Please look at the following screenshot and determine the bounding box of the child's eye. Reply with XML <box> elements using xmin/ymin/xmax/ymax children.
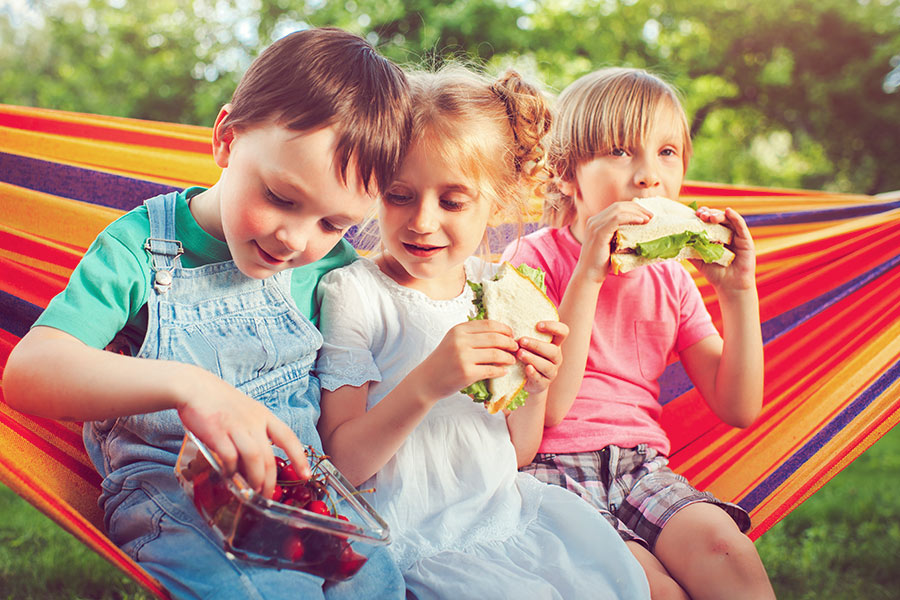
<box><xmin>319</xmin><ymin>219</ymin><xmax>343</xmax><ymax>233</ymax></box>
<box><xmin>265</xmin><ymin>188</ymin><xmax>293</xmax><ymax>207</ymax></box>
<box><xmin>610</xmin><ymin>147</ymin><xmax>628</xmax><ymax>157</ymax></box>
<box><xmin>440</xmin><ymin>198</ymin><xmax>466</xmax><ymax>211</ymax></box>
<box><xmin>660</xmin><ymin>148</ymin><xmax>679</xmax><ymax>157</ymax></box>
<box><xmin>384</xmin><ymin>192</ymin><xmax>413</xmax><ymax>205</ymax></box>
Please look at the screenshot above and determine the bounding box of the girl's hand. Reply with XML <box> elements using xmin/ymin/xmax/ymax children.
<box><xmin>176</xmin><ymin>367</ymin><xmax>311</xmax><ymax>499</ymax></box>
<box><xmin>577</xmin><ymin>200</ymin><xmax>653</xmax><ymax>283</ymax></box>
<box><xmin>692</xmin><ymin>206</ymin><xmax>757</xmax><ymax>293</ymax></box>
<box><xmin>516</xmin><ymin>320</ymin><xmax>570</xmax><ymax>396</ymax></box>
<box><xmin>417</xmin><ymin>319</ymin><xmax>518</xmax><ymax>400</ymax></box>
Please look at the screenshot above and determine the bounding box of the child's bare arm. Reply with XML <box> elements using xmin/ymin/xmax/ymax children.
<box><xmin>682</xmin><ymin>207</ymin><xmax>764</xmax><ymax>427</ymax></box>
<box><xmin>319</xmin><ymin>319</ymin><xmax>518</xmax><ymax>486</ymax></box>
<box><xmin>4</xmin><ymin>326</ymin><xmax>311</xmax><ymax>497</ymax></box>
<box><xmin>505</xmin><ymin>320</ymin><xmax>568</xmax><ymax>466</ymax></box>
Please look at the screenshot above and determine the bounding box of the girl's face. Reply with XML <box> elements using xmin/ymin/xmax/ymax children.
<box><xmin>377</xmin><ymin>138</ymin><xmax>492</xmax><ymax>299</ymax></box>
<box><xmin>564</xmin><ymin>104</ymin><xmax>687</xmax><ymax>242</ymax></box>
<box><xmin>198</xmin><ymin>108</ymin><xmax>373</xmax><ymax>280</ymax></box>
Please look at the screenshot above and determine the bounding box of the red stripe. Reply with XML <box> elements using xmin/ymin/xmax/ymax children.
<box><xmin>0</xmin><ymin>408</ymin><xmax>101</xmax><ymax>487</ymax></box>
<box><xmin>0</xmin><ymin>110</ymin><xmax>209</xmax><ymax>156</ymax></box>
<box><xmin>0</xmin><ymin>256</ymin><xmax>69</xmax><ymax>308</ymax></box>
<box><xmin>0</xmin><ymin>229</ymin><xmax>83</xmax><ymax>271</ymax></box>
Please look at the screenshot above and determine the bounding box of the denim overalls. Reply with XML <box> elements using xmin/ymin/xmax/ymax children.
<box><xmin>83</xmin><ymin>193</ymin><xmax>403</xmax><ymax>600</ymax></box>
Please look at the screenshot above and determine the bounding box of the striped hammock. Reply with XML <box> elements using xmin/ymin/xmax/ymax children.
<box><xmin>2</xmin><ymin>103</ymin><xmax>899</xmax><ymax>598</ymax></box>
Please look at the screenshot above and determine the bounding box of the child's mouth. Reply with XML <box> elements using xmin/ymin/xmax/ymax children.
<box><xmin>403</xmin><ymin>242</ymin><xmax>443</xmax><ymax>257</ymax></box>
<box><xmin>256</xmin><ymin>242</ymin><xmax>287</xmax><ymax>265</ymax></box>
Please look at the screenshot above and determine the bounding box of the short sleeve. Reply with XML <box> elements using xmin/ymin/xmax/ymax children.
<box><xmin>314</xmin><ymin>263</ymin><xmax>382</xmax><ymax>391</ymax></box>
<box><xmin>673</xmin><ymin>266</ymin><xmax>719</xmax><ymax>352</ymax></box>
<box><xmin>33</xmin><ymin>224</ymin><xmax>149</xmax><ymax>349</ymax></box>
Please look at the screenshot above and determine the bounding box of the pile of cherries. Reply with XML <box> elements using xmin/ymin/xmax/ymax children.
<box><xmin>183</xmin><ymin>448</ymin><xmax>369</xmax><ymax>581</ymax></box>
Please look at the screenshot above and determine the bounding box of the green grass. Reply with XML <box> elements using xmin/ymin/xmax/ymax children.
<box><xmin>1</xmin><ymin>425</ymin><xmax>899</xmax><ymax>599</ymax></box>
<box><xmin>756</xmin><ymin>423</ymin><xmax>900</xmax><ymax>599</ymax></box>
<box><xmin>0</xmin><ymin>485</ymin><xmax>152</xmax><ymax>600</ymax></box>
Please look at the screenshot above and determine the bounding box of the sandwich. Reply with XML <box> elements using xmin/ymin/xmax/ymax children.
<box><xmin>610</xmin><ymin>196</ymin><xmax>735</xmax><ymax>275</ymax></box>
<box><xmin>461</xmin><ymin>262</ymin><xmax>559</xmax><ymax>414</ymax></box>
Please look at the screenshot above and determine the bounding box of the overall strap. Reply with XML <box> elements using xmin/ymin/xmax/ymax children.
<box><xmin>143</xmin><ymin>192</ymin><xmax>183</xmax><ymax>295</ymax></box>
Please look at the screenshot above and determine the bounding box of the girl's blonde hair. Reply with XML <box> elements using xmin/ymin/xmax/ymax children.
<box><xmin>405</xmin><ymin>65</ymin><xmax>553</xmax><ymax>229</ymax></box>
<box><xmin>544</xmin><ymin>67</ymin><xmax>693</xmax><ymax>228</ymax></box>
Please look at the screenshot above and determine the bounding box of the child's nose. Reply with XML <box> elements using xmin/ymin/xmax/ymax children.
<box><xmin>409</xmin><ymin>198</ymin><xmax>439</xmax><ymax>232</ymax></box>
<box><xmin>275</xmin><ymin>222</ymin><xmax>309</xmax><ymax>254</ymax></box>
<box><xmin>634</xmin><ymin>159</ymin><xmax>659</xmax><ymax>187</ymax></box>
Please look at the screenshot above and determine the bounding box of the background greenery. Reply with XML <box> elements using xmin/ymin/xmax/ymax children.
<box><xmin>2</xmin><ymin>0</ymin><xmax>899</xmax><ymax>194</ymax></box>
<box><xmin>1</xmin><ymin>0</ymin><xmax>898</xmax><ymax>598</ymax></box>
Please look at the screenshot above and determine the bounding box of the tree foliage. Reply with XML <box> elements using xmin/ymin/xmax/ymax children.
<box><xmin>2</xmin><ymin>0</ymin><xmax>897</xmax><ymax>194</ymax></box>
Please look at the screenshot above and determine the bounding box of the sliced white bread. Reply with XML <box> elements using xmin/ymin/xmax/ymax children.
<box><xmin>480</xmin><ymin>262</ymin><xmax>559</xmax><ymax>413</ymax></box>
<box><xmin>611</xmin><ymin>196</ymin><xmax>735</xmax><ymax>274</ymax></box>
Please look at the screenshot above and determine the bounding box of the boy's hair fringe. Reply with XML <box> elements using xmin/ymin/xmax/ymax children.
<box><xmin>220</xmin><ymin>27</ymin><xmax>412</xmax><ymax>195</ymax></box>
<box><xmin>543</xmin><ymin>67</ymin><xmax>693</xmax><ymax>228</ymax></box>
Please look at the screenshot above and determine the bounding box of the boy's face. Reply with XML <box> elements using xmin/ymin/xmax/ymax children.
<box><xmin>564</xmin><ymin>104</ymin><xmax>687</xmax><ymax>225</ymax></box>
<box><xmin>210</xmin><ymin>111</ymin><xmax>373</xmax><ymax>279</ymax></box>
<box><xmin>377</xmin><ymin>138</ymin><xmax>491</xmax><ymax>297</ymax></box>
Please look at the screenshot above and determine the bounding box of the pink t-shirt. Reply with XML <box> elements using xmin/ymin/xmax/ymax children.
<box><xmin>502</xmin><ymin>226</ymin><xmax>718</xmax><ymax>455</ymax></box>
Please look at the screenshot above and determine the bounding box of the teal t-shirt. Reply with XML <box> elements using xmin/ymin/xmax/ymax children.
<box><xmin>35</xmin><ymin>187</ymin><xmax>358</xmax><ymax>349</ymax></box>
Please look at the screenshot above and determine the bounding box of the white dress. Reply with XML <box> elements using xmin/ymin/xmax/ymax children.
<box><xmin>316</xmin><ymin>257</ymin><xmax>650</xmax><ymax>600</ymax></box>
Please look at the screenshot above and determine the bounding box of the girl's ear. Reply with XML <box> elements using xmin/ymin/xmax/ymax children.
<box><xmin>211</xmin><ymin>104</ymin><xmax>235</xmax><ymax>169</ymax></box>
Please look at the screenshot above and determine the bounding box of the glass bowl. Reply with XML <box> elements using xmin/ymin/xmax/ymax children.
<box><xmin>174</xmin><ymin>431</ymin><xmax>390</xmax><ymax>581</ymax></box>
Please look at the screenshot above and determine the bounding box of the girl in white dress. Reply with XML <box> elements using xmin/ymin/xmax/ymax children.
<box><xmin>314</xmin><ymin>66</ymin><xmax>650</xmax><ymax>600</ymax></box>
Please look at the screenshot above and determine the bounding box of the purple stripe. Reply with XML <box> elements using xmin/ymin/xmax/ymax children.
<box><xmin>738</xmin><ymin>358</ymin><xmax>900</xmax><ymax>511</ymax></box>
<box><xmin>0</xmin><ymin>289</ymin><xmax>41</xmax><ymax>338</ymax></box>
<box><xmin>744</xmin><ymin>199</ymin><xmax>900</xmax><ymax>227</ymax></box>
<box><xmin>0</xmin><ymin>152</ymin><xmax>177</xmax><ymax>211</ymax></box>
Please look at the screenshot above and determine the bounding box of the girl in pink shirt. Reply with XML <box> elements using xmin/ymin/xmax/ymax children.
<box><xmin>502</xmin><ymin>67</ymin><xmax>775</xmax><ymax>600</ymax></box>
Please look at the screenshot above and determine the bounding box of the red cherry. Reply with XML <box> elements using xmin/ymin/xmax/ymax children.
<box><xmin>305</xmin><ymin>500</ymin><xmax>330</xmax><ymax>516</ymax></box>
<box><xmin>337</xmin><ymin>514</ymin><xmax>349</xmax><ymax>522</ymax></box>
<box><xmin>282</xmin><ymin>534</ymin><xmax>305</xmax><ymax>562</ymax></box>
<box><xmin>275</xmin><ymin>456</ymin><xmax>287</xmax><ymax>471</ymax></box>
<box><xmin>290</xmin><ymin>485</ymin><xmax>313</xmax><ymax>506</ymax></box>
<box><xmin>280</xmin><ymin>462</ymin><xmax>300</xmax><ymax>482</ymax></box>
<box><xmin>270</xmin><ymin>485</ymin><xmax>285</xmax><ymax>503</ymax></box>
<box><xmin>336</xmin><ymin>544</ymin><xmax>367</xmax><ymax>578</ymax></box>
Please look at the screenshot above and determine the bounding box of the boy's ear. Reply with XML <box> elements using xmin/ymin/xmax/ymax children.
<box><xmin>557</xmin><ymin>177</ymin><xmax>578</xmax><ymax>199</ymax></box>
<box><xmin>211</xmin><ymin>104</ymin><xmax>235</xmax><ymax>169</ymax></box>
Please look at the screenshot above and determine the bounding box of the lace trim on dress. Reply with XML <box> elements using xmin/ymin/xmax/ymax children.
<box><xmin>316</xmin><ymin>343</ymin><xmax>381</xmax><ymax>391</ymax></box>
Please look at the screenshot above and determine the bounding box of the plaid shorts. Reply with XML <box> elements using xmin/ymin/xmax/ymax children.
<box><xmin>522</xmin><ymin>444</ymin><xmax>751</xmax><ymax>550</ymax></box>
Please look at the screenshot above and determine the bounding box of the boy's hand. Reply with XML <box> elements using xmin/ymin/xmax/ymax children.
<box><xmin>417</xmin><ymin>319</ymin><xmax>518</xmax><ymax>400</ymax></box>
<box><xmin>516</xmin><ymin>320</ymin><xmax>569</xmax><ymax>396</ymax></box>
<box><xmin>176</xmin><ymin>367</ymin><xmax>311</xmax><ymax>499</ymax></box>
<box><xmin>692</xmin><ymin>206</ymin><xmax>757</xmax><ymax>292</ymax></box>
<box><xmin>578</xmin><ymin>200</ymin><xmax>653</xmax><ymax>283</ymax></box>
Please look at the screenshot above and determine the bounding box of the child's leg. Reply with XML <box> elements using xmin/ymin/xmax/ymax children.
<box><xmin>626</xmin><ymin>541</ymin><xmax>690</xmax><ymax>600</ymax></box>
<box><xmin>653</xmin><ymin>502</ymin><xmax>775</xmax><ymax>600</ymax></box>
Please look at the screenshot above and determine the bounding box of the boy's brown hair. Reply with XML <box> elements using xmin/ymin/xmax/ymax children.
<box><xmin>544</xmin><ymin>67</ymin><xmax>692</xmax><ymax>228</ymax></box>
<box><xmin>221</xmin><ymin>27</ymin><xmax>412</xmax><ymax>195</ymax></box>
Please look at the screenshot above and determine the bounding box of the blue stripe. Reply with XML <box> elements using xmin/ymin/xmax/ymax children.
<box><xmin>659</xmin><ymin>251</ymin><xmax>900</xmax><ymax>405</ymax></box>
<box><xmin>738</xmin><ymin>357</ymin><xmax>900</xmax><ymax>511</ymax></box>
<box><xmin>744</xmin><ymin>199</ymin><xmax>900</xmax><ymax>227</ymax></box>
<box><xmin>0</xmin><ymin>289</ymin><xmax>42</xmax><ymax>338</ymax></box>
<box><xmin>0</xmin><ymin>152</ymin><xmax>178</xmax><ymax>211</ymax></box>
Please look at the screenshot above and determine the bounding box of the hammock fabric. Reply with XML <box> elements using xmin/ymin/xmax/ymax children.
<box><xmin>2</xmin><ymin>103</ymin><xmax>899</xmax><ymax>597</ymax></box>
